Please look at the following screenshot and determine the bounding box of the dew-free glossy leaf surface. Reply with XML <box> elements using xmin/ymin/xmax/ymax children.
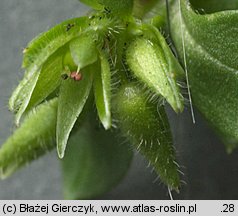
<box><xmin>62</xmin><ymin>114</ymin><xmax>133</xmax><ymax>199</ymax></box>
<box><xmin>170</xmin><ymin>0</ymin><xmax>238</xmax><ymax>152</ymax></box>
<box><xmin>57</xmin><ymin>68</ymin><xmax>93</xmax><ymax>158</ymax></box>
<box><xmin>93</xmin><ymin>52</ymin><xmax>111</xmax><ymax>129</ymax></box>
<box><xmin>0</xmin><ymin>99</ymin><xmax>58</xmax><ymax>179</ymax></box>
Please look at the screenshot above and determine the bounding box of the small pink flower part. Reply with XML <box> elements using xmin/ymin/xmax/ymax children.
<box><xmin>70</xmin><ymin>71</ymin><xmax>82</xmax><ymax>81</ymax></box>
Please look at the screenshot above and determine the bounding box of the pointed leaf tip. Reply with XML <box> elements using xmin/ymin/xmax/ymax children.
<box><xmin>114</xmin><ymin>83</ymin><xmax>181</xmax><ymax>190</ymax></box>
<box><xmin>0</xmin><ymin>99</ymin><xmax>58</xmax><ymax>178</ymax></box>
<box><xmin>56</xmin><ymin>68</ymin><xmax>93</xmax><ymax>158</ymax></box>
<box><xmin>94</xmin><ymin>52</ymin><xmax>112</xmax><ymax>130</ymax></box>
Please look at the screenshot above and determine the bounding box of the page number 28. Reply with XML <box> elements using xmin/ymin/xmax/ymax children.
<box><xmin>222</xmin><ymin>204</ymin><xmax>235</xmax><ymax>213</ymax></box>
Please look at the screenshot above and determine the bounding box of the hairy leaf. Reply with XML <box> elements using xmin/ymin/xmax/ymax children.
<box><xmin>0</xmin><ymin>99</ymin><xmax>58</xmax><ymax>179</ymax></box>
<box><xmin>170</xmin><ymin>0</ymin><xmax>238</xmax><ymax>152</ymax></box>
<box><xmin>189</xmin><ymin>0</ymin><xmax>238</xmax><ymax>14</ymax></box>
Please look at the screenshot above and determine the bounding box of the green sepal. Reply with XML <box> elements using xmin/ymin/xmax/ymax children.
<box><xmin>63</xmin><ymin>49</ymin><xmax>78</xmax><ymax>72</ymax></box>
<box><xmin>57</xmin><ymin>67</ymin><xmax>93</xmax><ymax>158</ymax></box>
<box><xmin>25</xmin><ymin>48</ymin><xmax>64</xmax><ymax>113</ymax></box>
<box><xmin>69</xmin><ymin>35</ymin><xmax>98</xmax><ymax>70</ymax></box>
<box><xmin>93</xmin><ymin>51</ymin><xmax>111</xmax><ymax>129</ymax></box>
<box><xmin>126</xmin><ymin>35</ymin><xmax>184</xmax><ymax>113</ymax></box>
<box><xmin>9</xmin><ymin>74</ymin><xmax>38</xmax><ymax>114</ymax></box>
<box><xmin>10</xmin><ymin>17</ymin><xmax>91</xmax><ymax>120</ymax></box>
<box><xmin>114</xmin><ymin>82</ymin><xmax>180</xmax><ymax>190</ymax></box>
<box><xmin>15</xmin><ymin>72</ymin><xmax>40</xmax><ymax>126</ymax></box>
<box><xmin>22</xmin><ymin>17</ymin><xmax>90</xmax><ymax>71</ymax></box>
<box><xmin>0</xmin><ymin>99</ymin><xmax>58</xmax><ymax>179</ymax></box>
<box><xmin>62</xmin><ymin>113</ymin><xmax>133</xmax><ymax>199</ymax></box>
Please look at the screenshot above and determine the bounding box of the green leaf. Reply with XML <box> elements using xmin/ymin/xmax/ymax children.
<box><xmin>62</xmin><ymin>114</ymin><xmax>133</xmax><ymax>199</ymax></box>
<box><xmin>93</xmin><ymin>52</ymin><xmax>111</xmax><ymax>129</ymax></box>
<box><xmin>57</xmin><ymin>67</ymin><xmax>93</xmax><ymax>158</ymax></box>
<box><xmin>126</xmin><ymin>34</ymin><xmax>184</xmax><ymax>113</ymax></box>
<box><xmin>69</xmin><ymin>35</ymin><xmax>98</xmax><ymax>70</ymax></box>
<box><xmin>25</xmin><ymin>48</ymin><xmax>64</xmax><ymax>112</ymax></box>
<box><xmin>189</xmin><ymin>0</ymin><xmax>238</xmax><ymax>14</ymax></box>
<box><xmin>0</xmin><ymin>99</ymin><xmax>58</xmax><ymax>179</ymax></box>
<box><xmin>170</xmin><ymin>0</ymin><xmax>238</xmax><ymax>152</ymax></box>
<box><xmin>114</xmin><ymin>82</ymin><xmax>180</xmax><ymax>190</ymax></box>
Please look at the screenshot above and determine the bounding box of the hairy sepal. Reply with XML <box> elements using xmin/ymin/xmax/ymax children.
<box><xmin>9</xmin><ymin>17</ymin><xmax>91</xmax><ymax>121</ymax></box>
<box><xmin>25</xmin><ymin>48</ymin><xmax>64</xmax><ymax>113</ymax></box>
<box><xmin>114</xmin><ymin>83</ymin><xmax>180</xmax><ymax>190</ymax></box>
<box><xmin>0</xmin><ymin>99</ymin><xmax>58</xmax><ymax>179</ymax></box>
<box><xmin>126</xmin><ymin>35</ymin><xmax>184</xmax><ymax>113</ymax></box>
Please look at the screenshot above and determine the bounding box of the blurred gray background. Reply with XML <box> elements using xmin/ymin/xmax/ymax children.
<box><xmin>1</xmin><ymin>0</ymin><xmax>238</xmax><ymax>200</ymax></box>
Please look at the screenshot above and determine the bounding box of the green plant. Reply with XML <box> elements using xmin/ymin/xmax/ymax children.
<box><xmin>1</xmin><ymin>0</ymin><xmax>238</xmax><ymax>199</ymax></box>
